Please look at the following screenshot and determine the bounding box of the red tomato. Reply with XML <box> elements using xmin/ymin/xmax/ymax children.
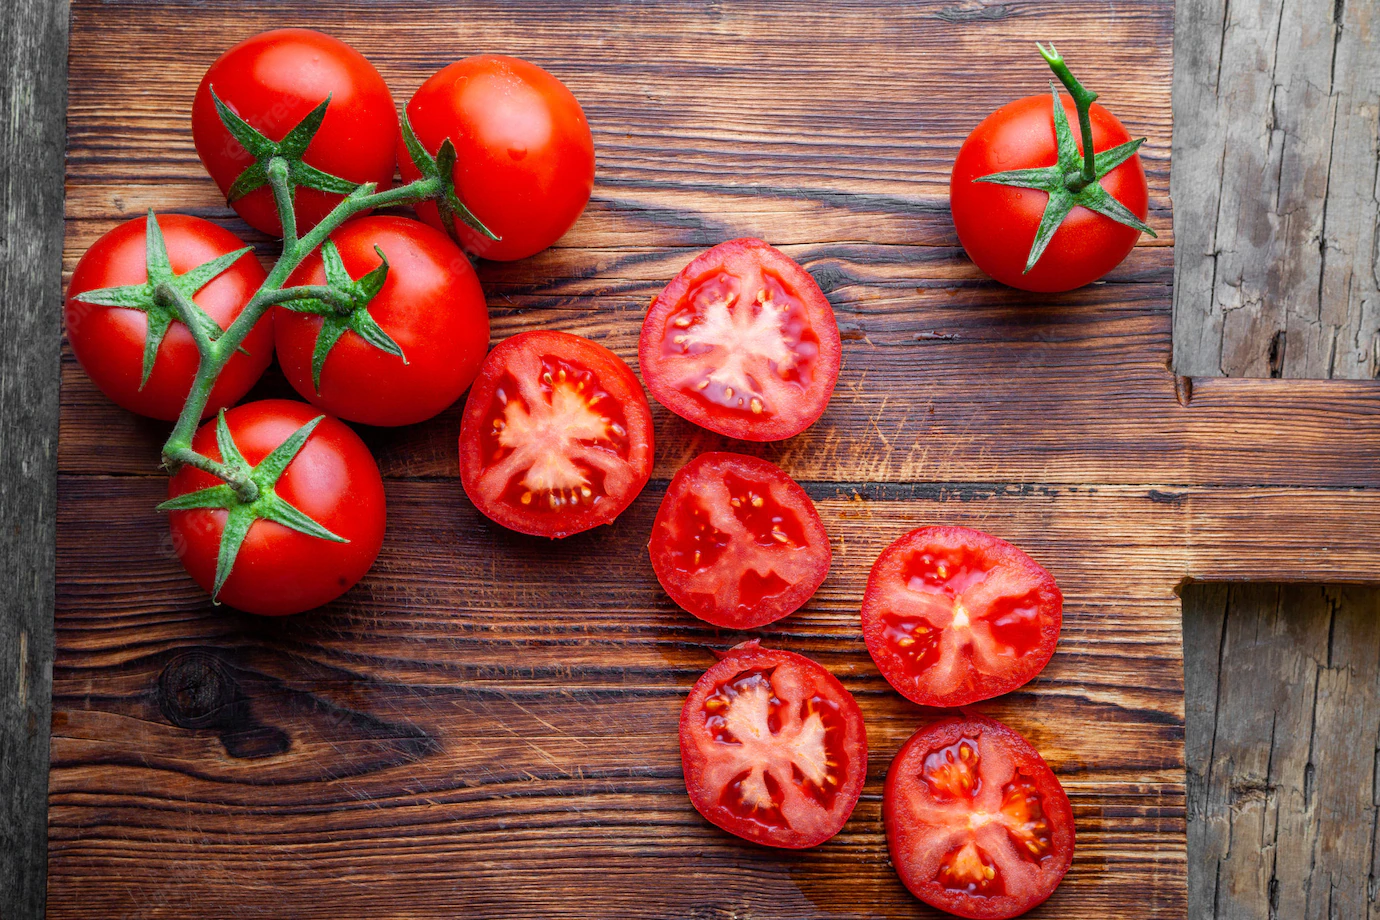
<box><xmin>65</xmin><ymin>214</ymin><xmax>271</xmax><ymax>421</ymax></box>
<box><xmin>275</xmin><ymin>216</ymin><xmax>489</xmax><ymax>427</ymax></box>
<box><xmin>950</xmin><ymin>94</ymin><xmax>1149</xmax><ymax>292</ymax></box>
<box><xmin>639</xmin><ymin>239</ymin><xmax>841</xmax><ymax>442</ymax></box>
<box><xmin>861</xmin><ymin>527</ymin><xmax>1062</xmax><ymax>708</ymax></box>
<box><xmin>399</xmin><ymin>55</ymin><xmax>595</xmax><ymax>261</ymax></box>
<box><xmin>166</xmin><ymin>399</ymin><xmax>386</xmax><ymax>616</ymax></box>
<box><xmin>192</xmin><ymin>29</ymin><xmax>398</xmax><ymax>237</ymax></box>
<box><xmin>649</xmin><ymin>452</ymin><xmax>830</xmax><ymax>629</ymax></box>
<box><xmin>884</xmin><ymin>715</ymin><xmax>1074</xmax><ymax>918</ymax></box>
<box><xmin>458</xmin><ymin>330</ymin><xmax>653</xmax><ymax>538</ymax></box>
<box><xmin>679</xmin><ymin>640</ymin><xmax>867</xmax><ymax>849</ymax></box>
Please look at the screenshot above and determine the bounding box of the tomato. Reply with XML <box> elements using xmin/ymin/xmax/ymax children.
<box><xmin>274</xmin><ymin>216</ymin><xmax>489</xmax><ymax>427</ymax></box>
<box><xmin>950</xmin><ymin>93</ymin><xmax>1149</xmax><ymax>292</ymax></box>
<box><xmin>165</xmin><ymin>399</ymin><xmax>386</xmax><ymax>616</ymax></box>
<box><xmin>65</xmin><ymin>214</ymin><xmax>271</xmax><ymax>421</ymax></box>
<box><xmin>399</xmin><ymin>55</ymin><xmax>595</xmax><ymax>261</ymax></box>
<box><xmin>884</xmin><ymin>715</ymin><xmax>1074</xmax><ymax>918</ymax></box>
<box><xmin>639</xmin><ymin>239</ymin><xmax>841</xmax><ymax>442</ymax></box>
<box><xmin>649</xmin><ymin>452</ymin><xmax>830</xmax><ymax>629</ymax></box>
<box><xmin>192</xmin><ymin>29</ymin><xmax>398</xmax><ymax>237</ymax></box>
<box><xmin>679</xmin><ymin>640</ymin><xmax>867</xmax><ymax>849</ymax></box>
<box><xmin>861</xmin><ymin>527</ymin><xmax>1062</xmax><ymax>708</ymax></box>
<box><xmin>458</xmin><ymin>330</ymin><xmax>653</xmax><ymax>538</ymax></box>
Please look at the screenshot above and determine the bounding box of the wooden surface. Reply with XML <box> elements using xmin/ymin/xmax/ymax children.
<box><xmin>1171</xmin><ymin>0</ymin><xmax>1380</xmax><ymax>378</ymax></box>
<box><xmin>41</xmin><ymin>2</ymin><xmax>1380</xmax><ymax>919</ymax></box>
<box><xmin>0</xmin><ymin>1</ymin><xmax>67</xmax><ymax>920</ymax></box>
<box><xmin>1183</xmin><ymin>585</ymin><xmax>1380</xmax><ymax>920</ymax></box>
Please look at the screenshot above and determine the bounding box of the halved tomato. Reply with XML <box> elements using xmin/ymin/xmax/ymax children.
<box><xmin>884</xmin><ymin>715</ymin><xmax>1074</xmax><ymax>918</ymax></box>
<box><xmin>639</xmin><ymin>239</ymin><xmax>841</xmax><ymax>442</ymax></box>
<box><xmin>679</xmin><ymin>640</ymin><xmax>867</xmax><ymax>849</ymax></box>
<box><xmin>458</xmin><ymin>330</ymin><xmax>654</xmax><ymax>538</ymax></box>
<box><xmin>649</xmin><ymin>452</ymin><xmax>830</xmax><ymax>629</ymax></box>
<box><xmin>861</xmin><ymin>526</ymin><xmax>1062</xmax><ymax>708</ymax></box>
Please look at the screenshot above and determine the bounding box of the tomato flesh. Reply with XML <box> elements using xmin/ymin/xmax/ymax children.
<box><xmin>640</xmin><ymin>239</ymin><xmax>841</xmax><ymax>442</ymax></box>
<box><xmin>885</xmin><ymin>715</ymin><xmax>1074</xmax><ymax>919</ymax></box>
<box><xmin>680</xmin><ymin>640</ymin><xmax>867</xmax><ymax>849</ymax></box>
<box><xmin>459</xmin><ymin>330</ymin><xmax>653</xmax><ymax>538</ymax></box>
<box><xmin>862</xmin><ymin>526</ymin><xmax>1062</xmax><ymax>708</ymax></box>
<box><xmin>650</xmin><ymin>452</ymin><xmax>830</xmax><ymax>629</ymax></box>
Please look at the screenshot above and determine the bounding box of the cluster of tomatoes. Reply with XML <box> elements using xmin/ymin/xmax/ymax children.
<box><xmin>65</xmin><ymin>28</ymin><xmax>1154</xmax><ymax>920</ymax></box>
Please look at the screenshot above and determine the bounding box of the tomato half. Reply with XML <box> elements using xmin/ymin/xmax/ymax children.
<box><xmin>399</xmin><ymin>55</ymin><xmax>595</xmax><ymax>261</ymax></box>
<box><xmin>861</xmin><ymin>527</ymin><xmax>1062</xmax><ymax>708</ymax></box>
<box><xmin>884</xmin><ymin>715</ymin><xmax>1074</xmax><ymax>918</ymax></box>
<box><xmin>275</xmin><ymin>215</ymin><xmax>490</xmax><ymax>427</ymax></box>
<box><xmin>192</xmin><ymin>29</ymin><xmax>398</xmax><ymax>237</ymax></box>
<box><xmin>458</xmin><ymin>330</ymin><xmax>653</xmax><ymax>538</ymax></box>
<box><xmin>950</xmin><ymin>94</ymin><xmax>1149</xmax><ymax>292</ymax></box>
<box><xmin>649</xmin><ymin>452</ymin><xmax>830</xmax><ymax>629</ymax></box>
<box><xmin>166</xmin><ymin>399</ymin><xmax>386</xmax><ymax>616</ymax></box>
<box><xmin>639</xmin><ymin>239</ymin><xmax>841</xmax><ymax>442</ymax></box>
<box><xmin>680</xmin><ymin>640</ymin><xmax>867</xmax><ymax>849</ymax></box>
<box><xmin>65</xmin><ymin>214</ymin><xmax>271</xmax><ymax>421</ymax></box>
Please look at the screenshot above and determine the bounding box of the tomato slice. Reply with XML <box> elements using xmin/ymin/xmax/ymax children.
<box><xmin>679</xmin><ymin>640</ymin><xmax>867</xmax><ymax>849</ymax></box>
<box><xmin>458</xmin><ymin>330</ymin><xmax>654</xmax><ymax>538</ymax></box>
<box><xmin>884</xmin><ymin>715</ymin><xmax>1074</xmax><ymax>919</ymax></box>
<box><xmin>649</xmin><ymin>452</ymin><xmax>830</xmax><ymax>629</ymax></box>
<box><xmin>861</xmin><ymin>527</ymin><xmax>1062</xmax><ymax>707</ymax></box>
<box><xmin>639</xmin><ymin>238</ymin><xmax>841</xmax><ymax>442</ymax></box>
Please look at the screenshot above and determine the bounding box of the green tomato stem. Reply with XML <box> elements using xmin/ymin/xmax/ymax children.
<box><xmin>1037</xmin><ymin>43</ymin><xmax>1099</xmax><ymax>192</ymax></box>
<box><xmin>164</xmin><ymin>444</ymin><xmax>259</xmax><ymax>502</ymax></box>
<box><xmin>267</xmin><ymin>156</ymin><xmax>298</xmax><ymax>251</ymax></box>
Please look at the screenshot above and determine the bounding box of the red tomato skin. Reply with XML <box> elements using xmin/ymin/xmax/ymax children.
<box><xmin>192</xmin><ymin>29</ymin><xmax>398</xmax><ymax>237</ymax></box>
<box><xmin>398</xmin><ymin>55</ymin><xmax>595</xmax><ymax>261</ymax></box>
<box><xmin>950</xmin><ymin>94</ymin><xmax>1149</xmax><ymax>292</ymax></box>
<box><xmin>65</xmin><ymin>215</ymin><xmax>272</xmax><ymax>421</ymax></box>
<box><xmin>275</xmin><ymin>216</ymin><xmax>490</xmax><ymax>427</ymax></box>
<box><xmin>679</xmin><ymin>641</ymin><xmax>868</xmax><ymax>849</ymax></box>
<box><xmin>884</xmin><ymin>715</ymin><xmax>1075</xmax><ymax>919</ymax></box>
<box><xmin>639</xmin><ymin>238</ymin><xmax>842</xmax><ymax>442</ymax></box>
<box><xmin>861</xmin><ymin>526</ymin><xmax>1063</xmax><ymax>708</ymax></box>
<box><xmin>166</xmin><ymin>399</ymin><xmax>386</xmax><ymax>616</ymax></box>
<box><xmin>649</xmin><ymin>452</ymin><xmax>831</xmax><ymax>629</ymax></box>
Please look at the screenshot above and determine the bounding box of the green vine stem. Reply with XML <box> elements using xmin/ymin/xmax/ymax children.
<box><xmin>1036</xmin><ymin>42</ymin><xmax>1099</xmax><ymax>192</ymax></box>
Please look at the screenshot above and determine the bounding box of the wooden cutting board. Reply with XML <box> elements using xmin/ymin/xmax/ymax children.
<box><xmin>50</xmin><ymin>1</ymin><xmax>1380</xmax><ymax>917</ymax></box>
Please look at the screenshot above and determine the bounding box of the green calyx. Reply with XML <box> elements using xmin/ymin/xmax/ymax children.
<box><xmin>974</xmin><ymin>42</ymin><xmax>1157</xmax><ymax>274</ymax></box>
<box><xmin>157</xmin><ymin>411</ymin><xmax>347</xmax><ymax>602</ymax></box>
<box><xmin>73</xmin><ymin>210</ymin><xmax>249</xmax><ymax>386</ymax></box>
<box><xmin>279</xmin><ymin>239</ymin><xmax>405</xmax><ymax>392</ymax></box>
<box><xmin>399</xmin><ymin>111</ymin><xmax>500</xmax><ymax>245</ymax></box>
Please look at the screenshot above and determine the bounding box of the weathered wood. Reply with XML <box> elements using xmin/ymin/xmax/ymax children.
<box><xmin>0</xmin><ymin>1</ymin><xmax>67</xmax><ymax>920</ymax></box>
<box><xmin>1171</xmin><ymin>0</ymin><xmax>1380</xmax><ymax>378</ymax></box>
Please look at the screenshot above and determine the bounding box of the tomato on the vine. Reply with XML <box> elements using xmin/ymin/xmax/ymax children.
<box><xmin>649</xmin><ymin>452</ymin><xmax>830</xmax><ymax>629</ymax></box>
<box><xmin>861</xmin><ymin>526</ymin><xmax>1062</xmax><ymax>708</ymax></box>
<box><xmin>639</xmin><ymin>239</ymin><xmax>841</xmax><ymax>442</ymax></box>
<box><xmin>884</xmin><ymin>715</ymin><xmax>1075</xmax><ymax>919</ymax></box>
<box><xmin>274</xmin><ymin>215</ymin><xmax>489</xmax><ymax>427</ymax></box>
<box><xmin>679</xmin><ymin>640</ymin><xmax>867</xmax><ymax>849</ymax></box>
<box><xmin>458</xmin><ymin>330</ymin><xmax>653</xmax><ymax>538</ymax></box>
<box><xmin>192</xmin><ymin>29</ymin><xmax>399</xmax><ymax>237</ymax></box>
<box><xmin>65</xmin><ymin>213</ymin><xmax>271</xmax><ymax>421</ymax></box>
<box><xmin>165</xmin><ymin>399</ymin><xmax>386</xmax><ymax>616</ymax></box>
<box><xmin>399</xmin><ymin>55</ymin><xmax>595</xmax><ymax>261</ymax></box>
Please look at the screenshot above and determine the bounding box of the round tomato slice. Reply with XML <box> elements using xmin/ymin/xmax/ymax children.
<box><xmin>861</xmin><ymin>527</ymin><xmax>1062</xmax><ymax>708</ymax></box>
<box><xmin>639</xmin><ymin>239</ymin><xmax>841</xmax><ymax>442</ymax></box>
<box><xmin>884</xmin><ymin>715</ymin><xmax>1074</xmax><ymax>918</ymax></box>
<box><xmin>458</xmin><ymin>330</ymin><xmax>654</xmax><ymax>538</ymax></box>
<box><xmin>679</xmin><ymin>640</ymin><xmax>867</xmax><ymax>849</ymax></box>
<box><xmin>649</xmin><ymin>452</ymin><xmax>830</xmax><ymax>629</ymax></box>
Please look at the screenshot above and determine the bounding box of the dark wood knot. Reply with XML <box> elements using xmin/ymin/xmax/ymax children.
<box><xmin>157</xmin><ymin>650</ymin><xmax>237</xmax><ymax>729</ymax></box>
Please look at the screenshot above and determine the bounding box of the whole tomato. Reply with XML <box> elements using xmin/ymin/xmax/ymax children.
<box><xmin>399</xmin><ymin>55</ymin><xmax>595</xmax><ymax>261</ymax></box>
<box><xmin>192</xmin><ymin>29</ymin><xmax>398</xmax><ymax>237</ymax></box>
<box><xmin>275</xmin><ymin>216</ymin><xmax>490</xmax><ymax>427</ymax></box>
<box><xmin>65</xmin><ymin>213</ymin><xmax>271</xmax><ymax>421</ymax></box>
<box><xmin>165</xmin><ymin>399</ymin><xmax>386</xmax><ymax>616</ymax></box>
